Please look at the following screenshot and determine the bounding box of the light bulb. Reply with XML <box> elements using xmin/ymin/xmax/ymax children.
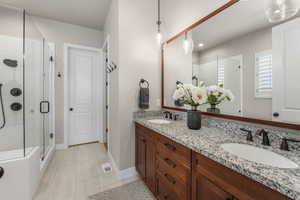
<box><xmin>157</xmin><ymin>31</ymin><xmax>162</xmax><ymax>44</ymax></box>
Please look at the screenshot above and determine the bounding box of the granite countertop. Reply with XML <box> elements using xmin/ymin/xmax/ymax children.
<box><xmin>134</xmin><ymin>116</ymin><xmax>300</xmax><ymax>200</ymax></box>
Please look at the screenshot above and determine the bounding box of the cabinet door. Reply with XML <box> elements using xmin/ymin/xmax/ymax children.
<box><xmin>136</xmin><ymin>134</ymin><xmax>147</xmax><ymax>180</ymax></box>
<box><xmin>193</xmin><ymin>172</ymin><xmax>233</xmax><ymax>200</ymax></box>
<box><xmin>146</xmin><ymin>138</ymin><xmax>156</xmax><ymax>194</ymax></box>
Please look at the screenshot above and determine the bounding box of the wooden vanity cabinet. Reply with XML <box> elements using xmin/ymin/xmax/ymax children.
<box><xmin>135</xmin><ymin>123</ymin><xmax>291</xmax><ymax>200</ymax></box>
<box><xmin>192</xmin><ymin>152</ymin><xmax>291</xmax><ymax>200</ymax></box>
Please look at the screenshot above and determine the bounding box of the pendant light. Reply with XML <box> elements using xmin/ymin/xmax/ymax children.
<box><xmin>266</xmin><ymin>0</ymin><xmax>299</xmax><ymax>23</ymax></box>
<box><xmin>183</xmin><ymin>32</ymin><xmax>194</xmax><ymax>55</ymax></box>
<box><xmin>156</xmin><ymin>0</ymin><xmax>162</xmax><ymax>44</ymax></box>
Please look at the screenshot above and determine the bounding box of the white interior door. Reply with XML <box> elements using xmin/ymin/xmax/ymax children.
<box><xmin>272</xmin><ymin>17</ymin><xmax>300</xmax><ymax>124</ymax></box>
<box><xmin>68</xmin><ymin>47</ymin><xmax>101</xmax><ymax>146</ymax></box>
<box><xmin>219</xmin><ymin>56</ymin><xmax>242</xmax><ymax>116</ymax></box>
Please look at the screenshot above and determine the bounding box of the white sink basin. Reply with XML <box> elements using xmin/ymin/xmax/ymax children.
<box><xmin>221</xmin><ymin>143</ymin><xmax>298</xmax><ymax>169</ymax></box>
<box><xmin>147</xmin><ymin>119</ymin><xmax>171</xmax><ymax>124</ymax></box>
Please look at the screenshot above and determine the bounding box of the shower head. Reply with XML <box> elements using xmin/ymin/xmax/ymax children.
<box><xmin>3</xmin><ymin>59</ymin><xmax>18</xmax><ymax>68</ymax></box>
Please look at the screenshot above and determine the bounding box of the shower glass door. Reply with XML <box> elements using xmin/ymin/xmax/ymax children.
<box><xmin>41</xmin><ymin>41</ymin><xmax>52</xmax><ymax>159</ymax></box>
<box><xmin>24</xmin><ymin>11</ymin><xmax>44</xmax><ymax>157</ymax></box>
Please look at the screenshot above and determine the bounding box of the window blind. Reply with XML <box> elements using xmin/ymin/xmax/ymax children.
<box><xmin>255</xmin><ymin>51</ymin><xmax>272</xmax><ymax>98</ymax></box>
<box><xmin>217</xmin><ymin>64</ymin><xmax>225</xmax><ymax>85</ymax></box>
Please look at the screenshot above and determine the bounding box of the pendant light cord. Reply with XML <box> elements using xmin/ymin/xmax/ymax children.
<box><xmin>157</xmin><ymin>0</ymin><xmax>161</xmax><ymax>30</ymax></box>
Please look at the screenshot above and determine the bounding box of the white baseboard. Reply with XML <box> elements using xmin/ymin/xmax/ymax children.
<box><xmin>55</xmin><ymin>144</ymin><xmax>68</xmax><ymax>150</ymax></box>
<box><xmin>118</xmin><ymin>167</ymin><xmax>138</xmax><ymax>180</ymax></box>
<box><xmin>107</xmin><ymin>151</ymin><xmax>138</xmax><ymax>180</ymax></box>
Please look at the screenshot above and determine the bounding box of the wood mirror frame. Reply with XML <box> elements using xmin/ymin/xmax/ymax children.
<box><xmin>161</xmin><ymin>0</ymin><xmax>300</xmax><ymax>131</ymax></box>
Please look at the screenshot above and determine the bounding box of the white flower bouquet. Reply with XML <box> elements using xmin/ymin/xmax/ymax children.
<box><xmin>206</xmin><ymin>84</ymin><xmax>234</xmax><ymax>105</ymax></box>
<box><xmin>173</xmin><ymin>83</ymin><xmax>234</xmax><ymax>112</ymax></box>
<box><xmin>172</xmin><ymin>83</ymin><xmax>208</xmax><ymax>110</ymax></box>
<box><xmin>206</xmin><ymin>84</ymin><xmax>234</xmax><ymax>113</ymax></box>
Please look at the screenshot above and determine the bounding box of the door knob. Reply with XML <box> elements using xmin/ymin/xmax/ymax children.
<box><xmin>69</xmin><ymin>108</ymin><xmax>74</xmax><ymax>111</ymax></box>
<box><xmin>273</xmin><ymin>112</ymin><xmax>279</xmax><ymax>117</ymax></box>
<box><xmin>0</xmin><ymin>167</ymin><xmax>4</xmax><ymax>179</ymax></box>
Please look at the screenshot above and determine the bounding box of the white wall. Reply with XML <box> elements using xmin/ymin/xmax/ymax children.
<box><xmin>33</xmin><ymin>17</ymin><xmax>104</xmax><ymax>144</ymax></box>
<box><xmin>103</xmin><ymin>0</ymin><xmax>121</xmax><ymax>167</ymax></box>
<box><xmin>104</xmin><ymin>0</ymin><xmax>231</xmax><ymax>170</ymax></box>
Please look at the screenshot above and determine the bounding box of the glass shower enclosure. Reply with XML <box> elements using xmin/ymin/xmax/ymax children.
<box><xmin>0</xmin><ymin>5</ymin><xmax>54</xmax><ymax>162</ymax></box>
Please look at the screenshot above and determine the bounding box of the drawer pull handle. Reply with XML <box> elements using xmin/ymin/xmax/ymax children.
<box><xmin>164</xmin><ymin>143</ymin><xmax>176</xmax><ymax>151</ymax></box>
<box><xmin>164</xmin><ymin>195</ymin><xmax>168</xmax><ymax>199</ymax></box>
<box><xmin>164</xmin><ymin>173</ymin><xmax>176</xmax><ymax>184</ymax></box>
<box><xmin>164</xmin><ymin>158</ymin><xmax>177</xmax><ymax>168</ymax></box>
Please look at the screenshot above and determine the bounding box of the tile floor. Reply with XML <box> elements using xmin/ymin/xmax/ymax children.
<box><xmin>34</xmin><ymin>143</ymin><xmax>138</xmax><ymax>200</ymax></box>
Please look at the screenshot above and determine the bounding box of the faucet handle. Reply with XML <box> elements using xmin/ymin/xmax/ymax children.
<box><xmin>240</xmin><ymin>128</ymin><xmax>253</xmax><ymax>142</ymax></box>
<box><xmin>280</xmin><ymin>137</ymin><xmax>300</xmax><ymax>151</ymax></box>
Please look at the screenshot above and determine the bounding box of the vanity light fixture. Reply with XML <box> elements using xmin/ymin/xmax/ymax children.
<box><xmin>265</xmin><ymin>0</ymin><xmax>299</xmax><ymax>23</ymax></box>
<box><xmin>198</xmin><ymin>43</ymin><xmax>204</xmax><ymax>47</ymax></box>
<box><xmin>183</xmin><ymin>32</ymin><xmax>194</xmax><ymax>55</ymax></box>
<box><xmin>156</xmin><ymin>0</ymin><xmax>162</xmax><ymax>44</ymax></box>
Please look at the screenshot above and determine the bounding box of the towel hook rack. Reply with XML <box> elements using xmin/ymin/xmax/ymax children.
<box><xmin>139</xmin><ymin>78</ymin><xmax>149</xmax><ymax>88</ymax></box>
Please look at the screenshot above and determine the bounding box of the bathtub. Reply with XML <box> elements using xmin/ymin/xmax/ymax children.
<box><xmin>0</xmin><ymin>145</ymin><xmax>55</xmax><ymax>200</ymax></box>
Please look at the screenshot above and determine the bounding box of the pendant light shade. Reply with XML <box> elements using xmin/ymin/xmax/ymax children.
<box><xmin>183</xmin><ymin>32</ymin><xmax>194</xmax><ymax>55</ymax></box>
<box><xmin>266</xmin><ymin>0</ymin><xmax>299</xmax><ymax>23</ymax></box>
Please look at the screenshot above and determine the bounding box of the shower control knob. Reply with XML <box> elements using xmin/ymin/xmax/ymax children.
<box><xmin>10</xmin><ymin>103</ymin><xmax>22</xmax><ymax>111</ymax></box>
<box><xmin>0</xmin><ymin>167</ymin><xmax>4</xmax><ymax>179</ymax></box>
<box><xmin>10</xmin><ymin>88</ymin><xmax>22</xmax><ymax>97</ymax></box>
<box><xmin>69</xmin><ymin>108</ymin><xmax>74</xmax><ymax>111</ymax></box>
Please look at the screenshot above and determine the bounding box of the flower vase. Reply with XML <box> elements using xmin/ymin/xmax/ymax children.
<box><xmin>187</xmin><ymin>106</ymin><xmax>202</xmax><ymax>130</ymax></box>
<box><xmin>207</xmin><ymin>104</ymin><xmax>220</xmax><ymax>114</ymax></box>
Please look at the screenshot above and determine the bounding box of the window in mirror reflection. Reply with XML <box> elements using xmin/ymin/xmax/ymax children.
<box><xmin>255</xmin><ymin>50</ymin><xmax>272</xmax><ymax>98</ymax></box>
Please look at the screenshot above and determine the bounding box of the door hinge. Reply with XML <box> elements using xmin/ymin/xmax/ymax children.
<box><xmin>50</xmin><ymin>133</ymin><xmax>54</xmax><ymax>139</ymax></box>
<box><xmin>106</xmin><ymin>82</ymin><xmax>108</xmax><ymax>86</ymax></box>
<box><xmin>50</xmin><ymin>56</ymin><xmax>54</xmax><ymax>62</ymax></box>
<box><xmin>106</xmin><ymin>128</ymin><xmax>108</xmax><ymax>133</ymax></box>
<box><xmin>106</xmin><ymin>105</ymin><xmax>108</xmax><ymax>109</ymax></box>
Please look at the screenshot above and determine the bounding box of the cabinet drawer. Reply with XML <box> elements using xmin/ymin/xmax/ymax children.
<box><xmin>193</xmin><ymin>152</ymin><xmax>291</xmax><ymax>200</ymax></box>
<box><xmin>157</xmin><ymin>154</ymin><xmax>190</xmax><ymax>183</ymax></box>
<box><xmin>157</xmin><ymin>170</ymin><xmax>190</xmax><ymax>200</ymax></box>
<box><xmin>156</xmin><ymin>174</ymin><xmax>181</xmax><ymax>200</ymax></box>
<box><xmin>157</xmin><ymin>134</ymin><xmax>191</xmax><ymax>168</ymax></box>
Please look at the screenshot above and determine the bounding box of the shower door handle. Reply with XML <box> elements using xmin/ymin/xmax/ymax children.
<box><xmin>40</xmin><ymin>101</ymin><xmax>50</xmax><ymax>114</ymax></box>
<box><xmin>0</xmin><ymin>166</ymin><xmax>4</xmax><ymax>178</ymax></box>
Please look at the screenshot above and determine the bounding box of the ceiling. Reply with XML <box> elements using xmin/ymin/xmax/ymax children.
<box><xmin>0</xmin><ymin>0</ymin><xmax>111</xmax><ymax>30</ymax></box>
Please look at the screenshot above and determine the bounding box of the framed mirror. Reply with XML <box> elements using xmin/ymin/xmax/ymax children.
<box><xmin>162</xmin><ymin>0</ymin><xmax>300</xmax><ymax>130</ymax></box>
